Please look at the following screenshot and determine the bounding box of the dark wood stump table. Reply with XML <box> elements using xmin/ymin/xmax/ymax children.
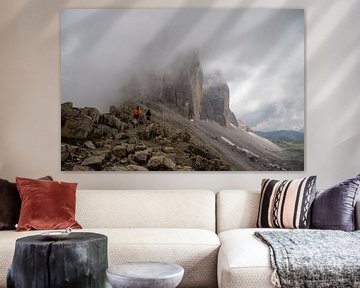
<box><xmin>7</xmin><ymin>232</ymin><xmax>108</xmax><ymax>288</ymax></box>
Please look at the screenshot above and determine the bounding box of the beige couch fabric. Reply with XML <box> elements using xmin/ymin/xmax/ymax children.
<box><xmin>77</xmin><ymin>190</ymin><xmax>216</xmax><ymax>231</ymax></box>
<box><xmin>217</xmin><ymin>228</ymin><xmax>275</xmax><ymax>288</ymax></box>
<box><xmin>216</xmin><ymin>190</ymin><xmax>260</xmax><ymax>233</ymax></box>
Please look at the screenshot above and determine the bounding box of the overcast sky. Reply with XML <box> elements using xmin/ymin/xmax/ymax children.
<box><xmin>61</xmin><ymin>8</ymin><xmax>304</xmax><ymax>132</ymax></box>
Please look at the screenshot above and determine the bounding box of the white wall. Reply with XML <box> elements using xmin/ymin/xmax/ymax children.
<box><xmin>0</xmin><ymin>0</ymin><xmax>359</xmax><ymax>191</ymax></box>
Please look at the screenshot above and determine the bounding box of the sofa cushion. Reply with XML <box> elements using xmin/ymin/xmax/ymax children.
<box><xmin>216</xmin><ymin>190</ymin><xmax>260</xmax><ymax>233</ymax></box>
<box><xmin>0</xmin><ymin>228</ymin><xmax>220</xmax><ymax>288</ymax></box>
<box><xmin>257</xmin><ymin>177</ymin><xmax>317</xmax><ymax>229</ymax></box>
<box><xmin>76</xmin><ymin>190</ymin><xmax>216</xmax><ymax>231</ymax></box>
<box><xmin>217</xmin><ymin>228</ymin><xmax>278</xmax><ymax>288</ymax></box>
<box><xmin>16</xmin><ymin>177</ymin><xmax>82</xmax><ymax>231</ymax></box>
<box><xmin>311</xmin><ymin>174</ymin><xmax>360</xmax><ymax>231</ymax></box>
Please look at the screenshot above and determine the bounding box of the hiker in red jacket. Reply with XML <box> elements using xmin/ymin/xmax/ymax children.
<box><xmin>131</xmin><ymin>106</ymin><xmax>142</xmax><ymax>127</ymax></box>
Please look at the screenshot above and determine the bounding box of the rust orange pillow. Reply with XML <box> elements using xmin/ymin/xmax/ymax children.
<box><xmin>16</xmin><ymin>177</ymin><xmax>82</xmax><ymax>231</ymax></box>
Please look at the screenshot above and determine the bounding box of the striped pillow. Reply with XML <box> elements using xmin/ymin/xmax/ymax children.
<box><xmin>257</xmin><ymin>176</ymin><xmax>317</xmax><ymax>229</ymax></box>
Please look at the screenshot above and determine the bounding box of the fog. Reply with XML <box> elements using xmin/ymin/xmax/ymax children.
<box><xmin>61</xmin><ymin>8</ymin><xmax>304</xmax><ymax>132</ymax></box>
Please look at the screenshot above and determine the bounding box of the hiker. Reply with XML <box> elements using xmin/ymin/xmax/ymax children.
<box><xmin>145</xmin><ymin>109</ymin><xmax>152</xmax><ymax>121</ymax></box>
<box><xmin>131</xmin><ymin>106</ymin><xmax>142</xmax><ymax>127</ymax></box>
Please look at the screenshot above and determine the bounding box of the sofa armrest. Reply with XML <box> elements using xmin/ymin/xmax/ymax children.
<box><xmin>356</xmin><ymin>200</ymin><xmax>360</xmax><ymax>230</ymax></box>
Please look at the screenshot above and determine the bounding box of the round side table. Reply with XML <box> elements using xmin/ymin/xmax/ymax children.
<box><xmin>106</xmin><ymin>262</ymin><xmax>184</xmax><ymax>288</ymax></box>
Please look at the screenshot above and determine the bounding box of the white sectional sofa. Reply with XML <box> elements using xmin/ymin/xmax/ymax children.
<box><xmin>1</xmin><ymin>189</ymin><xmax>359</xmax><ymax>288</ymax></box>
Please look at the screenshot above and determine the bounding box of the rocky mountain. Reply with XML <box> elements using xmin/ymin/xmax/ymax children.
<box><xmin>201</xmin><ymin>75</ymin><xmax>230</xmax><ymax>127</ymax></box>
<box><xmin>118</xmin><ymin>50</ymin><xmax>243</xmax><ymax>128</ymax></box>
<box><xmin>254</xmin><ymin>130</ymin><xmax>304</xmax><ymax>142</ymax></box>
<box><xmin>161</xmin><ymin>50</ymin><xmax>203</xmax><ymax>120</ymax></box>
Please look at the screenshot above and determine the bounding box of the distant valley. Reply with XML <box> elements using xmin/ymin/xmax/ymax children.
<box><xmin>253</xmin><ymin>130</ymin><xmax>304</xmax><ymax>143</ymax></box>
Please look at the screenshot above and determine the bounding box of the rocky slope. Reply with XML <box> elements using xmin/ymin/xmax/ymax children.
<box><xmin>61</xmin><ymin>101</ymin><xmax>301</xmax><ymax>171</ymax></box>
<box><xmin>61</xmin><ymin>102</ymin><xmax>231</xmax><ymax>171</ymax></box>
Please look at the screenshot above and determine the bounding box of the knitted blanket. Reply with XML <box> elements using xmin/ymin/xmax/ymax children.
<box><xmin>255</xmin><ymin>230</ymin><xmax>360</xmax><ymax>288</ymax></box>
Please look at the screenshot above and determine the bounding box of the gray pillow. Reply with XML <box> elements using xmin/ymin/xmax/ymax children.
<box><xmin>311</xmin><ymin>174</ymin><xmax>360</xmax><ymax>231</ymax></box>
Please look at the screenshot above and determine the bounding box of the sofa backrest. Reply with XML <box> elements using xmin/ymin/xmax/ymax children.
<box><xmin>76</xmin><ymin>190</ymin><xmax>216</xmax><ymax>231</ymax></box>
<box><xmin>217</xmin><ymin>190</ymin><xmax>360</xmax><ymax>232</ymax></box>
<box><xmin>216</xmin><ymin>190</ymin><xmax>260</xmax><ymax>233</ymax></box>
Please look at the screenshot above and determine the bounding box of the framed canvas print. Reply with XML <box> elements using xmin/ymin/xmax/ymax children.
<box><xmin>61</xmin><ymin>8</ymin><xmax>304</xmax><ymax>171</ymax></box>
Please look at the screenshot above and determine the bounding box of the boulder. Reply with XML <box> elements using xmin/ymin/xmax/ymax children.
<box><xmin>119</xmin><ymin>158</ymin><xmax>129</xmax><ymax>165</ymax></box>
<box><xmin>81</xmin><ymin>107</ymin><xmax>101</xmax><ymax>124</ymax></box>
<box><xmin>163</xmin><ymin>147</ymin><xmax>174</xmax><ymax>153</ymax></box>
<box><xmin>93</xmin><ymin>149</ymin><xmax>112</xmax><ymax>160</ymax></box>
<box><xmin>137</xmin><ymin>128</ymin><xmax>151</xmax><ymax>140</ymax></box>
<box><xmin>134</xmin><ymin>144</ymin><xmax>147</xmax><ymax>151</ymax></box>
<box><xmin>100</xmin><ymin>114</ymin><xmax>125</xmax><ymax>130</ymax></box>
<box><xmin>115</xmin><ymin>133</ymin><xmax>130</xmax><ymax>141</ymax></box>
<box><xmin>84</xmin><ymin>141</ymin><xmax>96</xmax><ymax>150</ymax></box>
<box><xmin>65</xmin><ymin>144</ymin><xmax>78</xmax><ymax>154</ymax></box>
<box><xmin>81</xmin><ymin>155</ymin><xmax>105</xmax><ymax>168</ymax></box>
<box><xmin>61</xmin><ymin>102</ymin><xmax>73</xmax><ymax>111</ymax></box>
<box><xmin>109</xmin><ymin>106</ymin><xmax>120</xmax><ymax>116</ymax></box>
<box><xmin>61</xmin><ymin>102</ymin><xmax>73</xmax><ymax>126</ymax></box>
<box><xmin>147</xmin><ymin>155</ymin><xmax>176</xmax><ymax>171</ymax></box>
<box><xmin>61</xmin><ymin>113</ymin><xmax>94</xmax><ymax>140</ymax></box>
<box><xmin>112</xmin><ymin>145</ymin><xmax>128</xmax><ymax>158</ymax></box>
<box><xmin>61</xmin><ymin>144</ymin><xmax>79</xmax><ymax>163</ymax></box>
<box><xmin>61</xmin><ymin>104</ymin><xmax>101</xmax><ymax>140</ymax></box>
<box><xmin>92</xmin><ymin>125</ymin><xmax>116</xmax><ymax>138</ymax></box>
<box><xmin>134</xmin><ymin>150</ymin><xmax>149</xmax><ymax>164</ymax></box>
<box><xmin>109</xmin><ymin>106</ymin><xmax>131</xmax><ymax>123</ymax></box>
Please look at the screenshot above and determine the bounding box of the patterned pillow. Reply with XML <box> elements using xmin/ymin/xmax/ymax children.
<box><xmin>257</xmin><ymin>176</ymin><xmax>317</xmax><ymax>229</ymax></box>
